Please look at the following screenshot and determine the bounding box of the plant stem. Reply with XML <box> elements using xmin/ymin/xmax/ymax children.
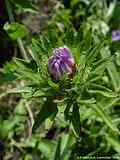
<box><xmin>5</xmin><ymin>0</ymin><xmax>29</xmax><ymax>61</ymax></box>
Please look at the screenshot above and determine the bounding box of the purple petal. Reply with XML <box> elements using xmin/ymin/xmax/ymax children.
<box><xmin>59</xmin><ymin>60</ymin><xmax>66</xmax><ymax>72</ymax></box>
<box><xmin>54</xmin><ymin>62</ymin><xmax>61</xmax><ymax>79</ymax></box>
<box><xmin>63</xmin><ymin>47</ymin><xmax>71</xmax><ymax>58</ymax></box>
<box><xmin>112</xmin><ymin>30</ymin><xmax>120</xmax><ymax>41</ymax></box>
<box><xmin>66</xmin><ymin>58</ymin><xmax>75</xmax><ymax>66</ymax></box>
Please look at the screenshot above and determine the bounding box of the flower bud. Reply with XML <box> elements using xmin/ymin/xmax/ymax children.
<box><xmin>48</xmin><ymin>46</ymin><xmax>75</xmax><ymax>80</ymax></box>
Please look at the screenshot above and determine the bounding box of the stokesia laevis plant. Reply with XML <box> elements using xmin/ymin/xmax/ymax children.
<box><xmin>48</xmin><ymin>46</ymin><xmax>76</xmax><ymax>81</ymax></box>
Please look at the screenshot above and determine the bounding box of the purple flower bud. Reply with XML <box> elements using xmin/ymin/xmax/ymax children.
<box><xmin>112</xmin><ymin>30</ymin><xmax>120</xmax><ymax>41</ymax></box>
<box><xmin>48</xmin><ymin>46</ymin><xmax>75</xmax><ymax>80</ymax></box>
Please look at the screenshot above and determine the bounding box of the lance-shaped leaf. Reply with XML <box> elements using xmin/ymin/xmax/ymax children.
<box><xmin>100</xmin><ymin>46</ymin><xmax>120</xmax><ymax>92</ymax></box>
<box><xmin>33</xmin><ymin>98</ymin><xmax>58</xmax><ymax>132</ymax></box>
<box><xmin>54</xmin><ymin>138</ymin><xmax>61</xmax><ymax>160</ymax></box>
<box><xmin>72</xmin><ymin>103</ymin><xmax>81</xmax><ymax>137</ymax></box>
<box><xmin>11</xmin><ymin>0</ymin><xmax>38</xmax><ymax>13</ymax></box>
<box><xmin>91</xmin><ymin>104</ymin><xmax>119</xmax><ymax>133</ymax></box>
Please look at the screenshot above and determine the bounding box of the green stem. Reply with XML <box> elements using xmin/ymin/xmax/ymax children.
<box><xmin>5</xmin><ymin>0</ymin><xmax>29</xmax><ymax>61</ymax></box>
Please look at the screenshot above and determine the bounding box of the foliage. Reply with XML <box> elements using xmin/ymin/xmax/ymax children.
<box><xmin>4</xmin><ymin>22</ymin><xmax>28</xmax><ymax>40</ymax></box>
<box><xmin>0</xmin><ymin>0</ymin><xmax>120</xmax><ymax>159</ymax></box>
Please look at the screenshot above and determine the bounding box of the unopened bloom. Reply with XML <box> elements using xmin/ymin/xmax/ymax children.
<box><xmin>112</xmin><ymin>30</ymin><xmax>120</xmax><ymax>41</ymax></box>
<box><xmin>48</xmin><ymin>46</ymin><xmax>75</xmax><ymax>80</ymax></box>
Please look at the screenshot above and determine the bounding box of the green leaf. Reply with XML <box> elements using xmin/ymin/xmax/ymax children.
<box><xmin>87</xmin><ymin>89</ymin><xmax>114</xmax><ymax>98</ymax></box>
<box><xmin>106</xmin><ymin>136</ymin><xmax>120</xmax><ymax>153</ymax></box>
<box><xmin>32</xmin><ymin>90</ymin><xmax>45</xmax><ymax>97</ymax></box>
<box><xmin>78</xmin><ymin>98</ymin><xmax>96</xmax><ymax>104</ymax></box>
<box><xmin>86</xmin><ymin>41</ymin><xmax>105</xmax><ymax>65</ymax></box>
<box><xmin>54</xmin><ymin>138</ymin><xmax>61</xmax><ymax>160</ymax></box>
<box><xmin>0</xmin><ymin>72</ymin><xmax>16</xmax><ymax>82</ymax></box>
<box><xmin>37</xmin><ymin>139</ymin><xmax>56</xmax><ymax>159</ymax></box>
<box><xmin>4</xmin><ymin>22</ymin><xmax>28</xmax><ymax>40</ymax></box>
<box><xmin>61</xmin><ymin>133</ymin><xmax>75</xmax><ymax>159</ymax></box>
<box><xmin>24</xmin><ymin>154</ymin><xmax>32</xmax><ymax>160</ymax></box>
<box><xmin>87</xmin><ymin>83</ymin><xmax>114</xmax><ymax>97</ymax></box>
<box><xmin>72</xmin><ymin>103</ymin><xmax>81</xmax><ymax>137</ymax></box>
<box><xmin>60</xmin><ymin>134</ymin><xmax>69</xmax><ymax>156</ymax></box>
<box><xmin>9</xmin><ymin>86</ymin><xmax>33</xmax><ymax>94</ymax></box>
<box><xmin>0</xmin><ymin>119</ymin><xmax>15</xmax><ymax>138</ymax></box>
<box><xmin>12</xmin><ymin>0</ymin><xmax>38</xmax><ymax>13</ymax></box>
<box><xmin>33</xmin><ymin>98</ymin><xmax>58</xmax><ymax>132</ymax></box>
<box><xmin>71</xmin><ymin>0</ymin><xmax>90</xmax><ymax>7</ymax></box>
<box><xmin>92</xmin><ymin>56</ymin><xmax>112</xmax><ymax>75</ymax></box>
<box><xmin>91</xmin><ymin>104</ymin><xmax>119</xmax><ymax>133</ymax></box>
<box><xmin>0</xmin><ymin>100</ymin><xmax>26</xmax><ymax>138</ymax></box>
<box><xmin>48</xmin><ymin>80</ymin><xmax>59</xmax><ymax>89</ymax></box>
<box><xmin>64</xmin><ymin>102</ymin><xmax>72</xmax><ymax>120</ymax></box>
<box><xmin>71</xmin><ymin>0</ymin><xmax>81</xmax><ymax>7</ymax></box>
<box><xmin>14</xmin><ymin>99</ymin><xmax>26</xmax><ymax>115</ymax></box>
<box><xmin>100</xmin><ymin>46</ymin><xmax>120</xmax><ymax>92</ymax></box>
<box><xmin>0</xmin><ymin>86</ymin><xmax>33</xmax><ymax>99</ymax></box>
<box><xmin>115</xmin><ymin>51</ymin><xmax>120</xmax><ymax>66</ymax></box>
